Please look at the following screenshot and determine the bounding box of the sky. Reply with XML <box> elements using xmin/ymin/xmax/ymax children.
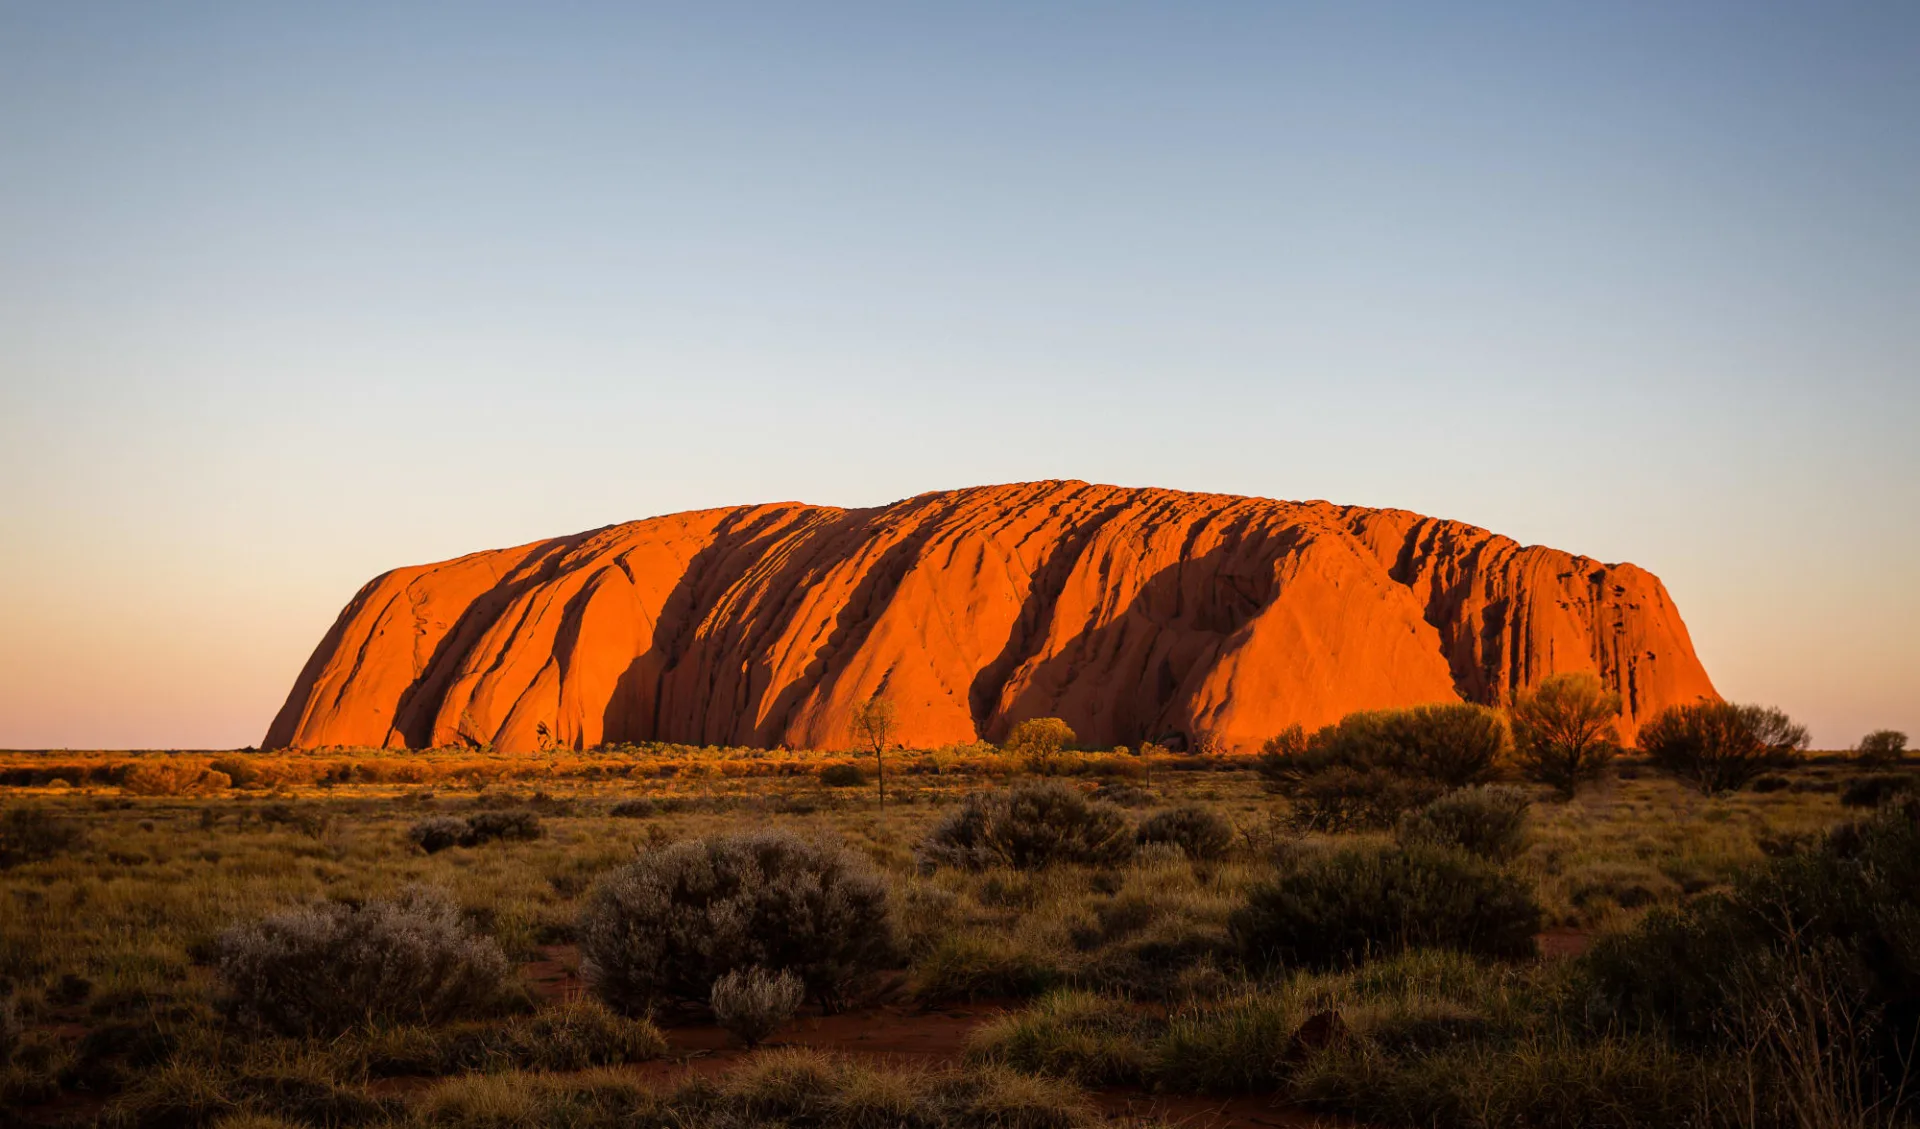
<box><xmin>1</xmin><ymin>2</ymin><xmax>1915</xmax><ymax>750</ymax></box>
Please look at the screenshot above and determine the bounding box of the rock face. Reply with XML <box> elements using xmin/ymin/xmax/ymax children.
<box><xmin>265</xmin><ymin>482</ymin><xmax>1716</xmax><ymax>753</ymax></box>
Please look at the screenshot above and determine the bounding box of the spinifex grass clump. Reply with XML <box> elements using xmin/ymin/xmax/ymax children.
<box><xmin>578</xmin><ymin>830</ymin><xmax>894</xmax><ymax>1014</ymax></box>
<box><xmin>1232</xmin><ymin>844</ymin><xmax>1541</xmax><ymax>970</ymax></box>
<box><xmin>409</xmin><ymin>1047</ymin><xmax>1101</xmax><ymax>1129</ymax></box>
<box><xmin>215</xmin><ymin>886</ymin><xmax>514</xmax><ymax>1035</ymax></box>
<box><xmin>920</xmin><ymin>781</ymin><xmax>1132</xmax><ymax>870</ymax></box>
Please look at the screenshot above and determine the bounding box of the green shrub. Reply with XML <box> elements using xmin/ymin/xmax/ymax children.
<box><xmin>1638</xmin><ymin>701</ymin><xmax>1808</xmax><ymax>795</ymax></box>
<box><xmin>1397</xmin><ymin>786</ymin><xmax>1531</xmax><ymax>862</ymax></box>
<box><xmin>1003</xmin><ymin>718</ymin><xmax>1078</xmax><ymax>774</ymax></box>
<box><xmin>920</xmin><ymin>782</ymin><xmax>1132</xmax><ymax>870</ymax></box>
<box><xmin>215</xmin><ymin>886</ymin><xmax>513</xmax><ymax>1036</ymax></box>
<box><xmin>609</xmin><ymin>798</ymin><xmax>657</xmax><ymax>817</ymax></box>
<box><xmin>208</xmin><ymin>756</ymin><xmax>264</xmax><ymax>789</ymax></box>
<box><xmin>819</xmin><ymin>764</ymin><xmax>867</xmax><ymax>788</ymax></box>
<box><xmin>1134</xmin><ymin>805</ymin><xmax>1234</xmax><ymax>861</ymax></box>
<box><xmin>578</xmin><ymin>830</ymin><xmax>895</xmax><ymax>1014</ymax></box>
<box><xmin>1232</xmin><ymin>844</ymin><xmax>1541</xmax><ymax>971</ymax></box>
<box><xmin>1256</xmin><ymin>704</ymin><xmax>1509</xmax><ymax>829</ymax></box>
<box><xmin>0</xmin><ymin>806</ymin><xmax>86</xmax><ymax>869</ymax></box>
<box><xmin>1582</xmin><ymin>802</ymin><xmax>1920</xmax><ymax>1106</ymax></box>
<box><xmin>1840</xmin><ymin>772</ymin><xmax>1916</xmax><ymax>808</ymax></box>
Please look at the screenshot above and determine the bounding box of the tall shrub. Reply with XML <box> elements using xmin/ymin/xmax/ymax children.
<box><xmin>1855</xmin><ymin>729</ymin><xmax>1908</xmax><ymax>766</ymax></box>
<box><xmin>1509</xmin><ymin>672</ymin><xmax>1622</xmax><ymax>798</ymax></box>
<box><xmin>1638</xmin><ymin>701</ymin><xmax>1809</xmax><ymax>795</ymax></box>
<box><xmin>1004</xmin><ymin>718</ymin><xmax>1078</xmax><ymax>775</ymax></box>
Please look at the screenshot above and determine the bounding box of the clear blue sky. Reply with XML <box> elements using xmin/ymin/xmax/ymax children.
<box><xmin>2</xmin><ymin>2</ymin><xmax>1915</xmax><ymax>749</ymax></box>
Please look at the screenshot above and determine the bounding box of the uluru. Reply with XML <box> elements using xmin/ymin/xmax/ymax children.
<box><xmin>264</xmin><ymin>481</ymin><xmax>1717</xmax><ymax>754</ymax></box>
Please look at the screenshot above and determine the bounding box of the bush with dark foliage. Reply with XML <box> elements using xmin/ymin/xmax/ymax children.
<box><xmin>407</xmin><ymin>817</ymin><xmax>468</xmax><ymax>854</ymax></box>
<box><xmin>819</xmin><ymin>764</ymin><xmax>867</xmax><ymax>788</ymax></box>
<box><xmin>1840</xmin><ymin>773</ymin><xmax>1917</xmax><ymax>809</ymax></box>
<box><xmin>1231</xmin><ymin>843</ymin><xmax>1541</xmax><ymax>970</ymax></box>
<box><xmin>578</xmin><ymin>830</ymin><xmax>894</xmax><ymax>1014</ymax></box>
<box><xmin>1283</xmin><ymin>767</ymin><xmax>1447</xmax><ymax>833</ymax></box>
<box><xmin>0</xmin><ymin>806</ymin><xmax>86</xmax><ymax>869</ymax></box>
<box><xmin>920</xmin><ymin>782</ymin><xmax>1133</xmax><ymax>870</ymax></box>
<box><xmin>1582</xmin><ymin>801</ymin><xmax>1920</xmax><ymax>1109</ymax></box>
<box><xmin>1638</xmin><ymin>701</ymin><xmax>1809</xmax><ymax>795</ymax></box>
<box><xmin>1134</xmin><ymin>805</ymin><xmax>1234</xmax><ymax>861</ymax></box>
<box><xmin>462</xmin><ymin>809</ymin><xmax>543</xmax><ymax>845</ymax></box>
<box><xmin>1396</xmin><ymin>785</ymin><xmax>1531</xmax><ymax>862</ymax></box>
<box><xmin>406</xmin><ymin>810</ymin><xmax>544</xmax><ymax>853</ymax></box>
<box><xmin>0</xmin><ymin>992</ymin><xmax>18</xmax><ymax>1067</ymax></box>
<box><xmin>216</xmin><ymin>886</ymin><xmax>513</xmax><ymax>1036</ymax></box>
<box><xmin>1855</xmin><ymin>729</ymin><xmax>1908</xmax><ymax>766</ymax></box>
<box><xmin>609</xmin><ymin>798</ymin><xmax>658</xmax><ymax>818</ymax></box>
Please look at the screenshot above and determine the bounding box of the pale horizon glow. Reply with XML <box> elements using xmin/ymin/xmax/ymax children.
<box><xmin>2</xmin><ymin>3</ymin><xmax>1915</xmax><ymax>750</ymax></box>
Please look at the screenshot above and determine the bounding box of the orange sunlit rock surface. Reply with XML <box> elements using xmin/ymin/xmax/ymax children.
<box><xmin>265</xmin><ymin>481</ymin><xmax>1716</xmax><ymax>753</ymax></box>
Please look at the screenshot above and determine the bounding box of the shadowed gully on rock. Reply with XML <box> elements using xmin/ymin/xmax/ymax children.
<box><xmin>265</xmin><ymin>482</ymin><xmax>1716</xmax><ymax>753</ymax></box>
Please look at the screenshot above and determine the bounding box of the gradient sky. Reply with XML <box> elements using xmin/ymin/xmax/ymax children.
<box><xmin>2</xmin><ymin>2</ymin><xmax>1915</xmax><ymax>750</ymax></box>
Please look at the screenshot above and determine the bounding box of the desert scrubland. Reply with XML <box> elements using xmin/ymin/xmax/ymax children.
<box><xmin>2</xmin><ymin>705</ymin><xmax>1915</xmax><ymax>1129</ymax></box>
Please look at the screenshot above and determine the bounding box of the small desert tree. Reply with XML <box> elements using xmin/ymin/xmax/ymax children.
<box><xmin>1639</xmin><ymin>701</ymin><xmax>1810</xmax><ymax>795</ymax></box>
<box><xmin>1004</xmin><ymin>717</ymin><xmax>1076</xmax><ymax>775</ymax></box>
<box><xmin>849</xmin><ymin>696</ymin><xmax>897</xmax><ymax>808</ymax></box>
<box><xmin>1856</xmin><ymin>729</ymin><xmax>1909</xmax><ymax>766</ymax></box>
<box><xmin>1510</xmin><ymin>672</ymin><xmax>1623</xmax><ymax>798</ymax></box>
